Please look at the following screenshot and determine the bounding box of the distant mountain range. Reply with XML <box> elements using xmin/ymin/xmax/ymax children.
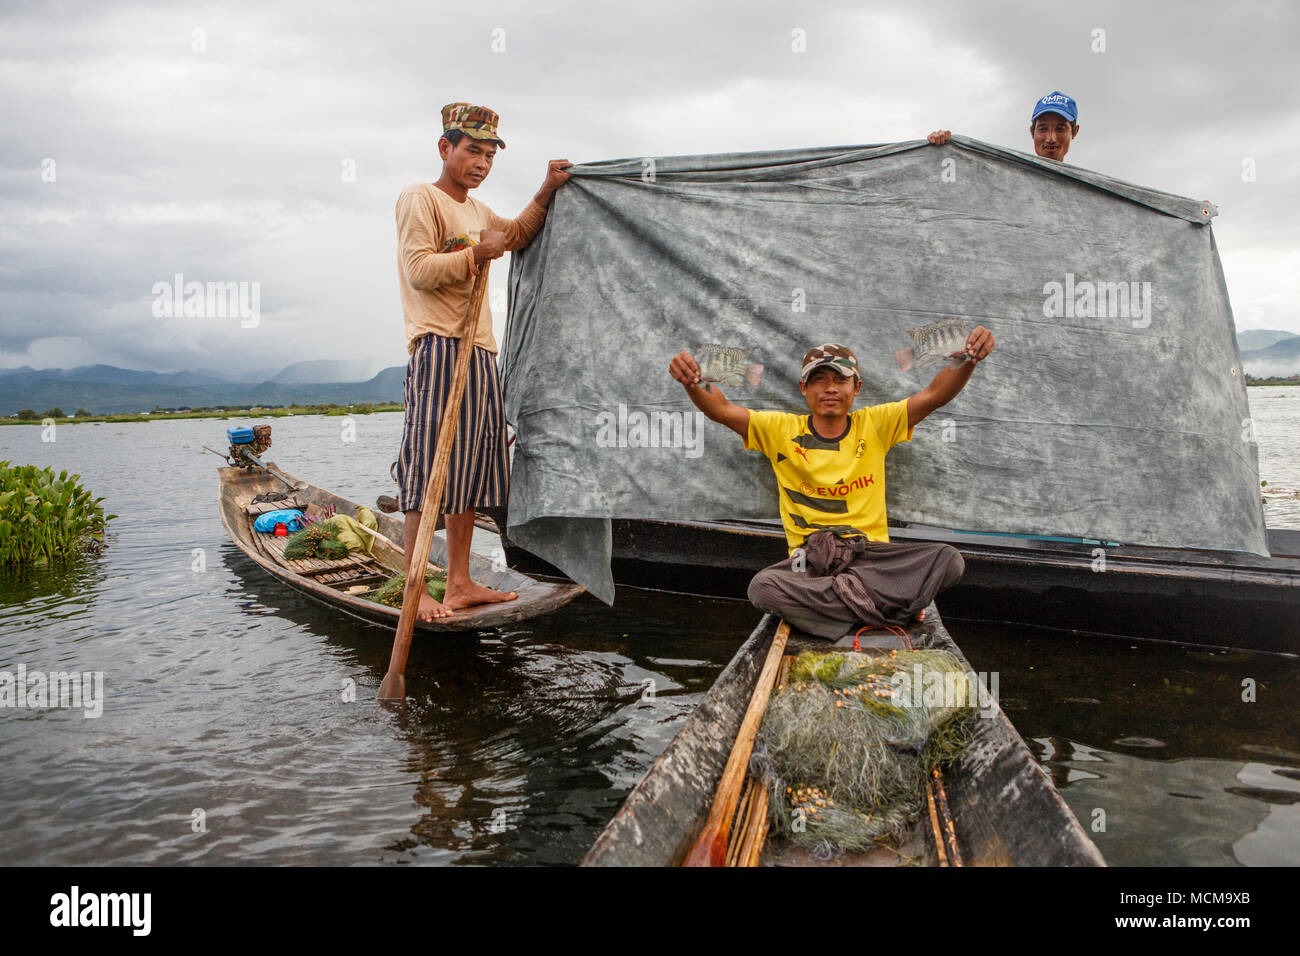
<box><xmin>1238</xmin><ymin>329</ymin><xmax>1300</xmax><ymax>378</ymax></box>
<box><xmin>3</xmin><ymin>327</ymin><xmax>1297</xmax><ymax>416</ymax></box>
<box><xmin>1238</xmin><ymin>329</ymin><xmax>1298</xmax><ymax>351</ymax></box>
<box><xmin>0</xmin><ymin>362</ymin><xmax>404</xmax><ymax>415</ymax></box>
<box><xmin>268</xmin><ymin>359</ymin><xmax>384</xmax><ymax>384</ymax></box>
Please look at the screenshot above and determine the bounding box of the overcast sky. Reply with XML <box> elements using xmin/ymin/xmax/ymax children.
<box><xmin>2</xmin><ymin>0</ymin><xmax>1296</xmax><ymax>376</ymax></box>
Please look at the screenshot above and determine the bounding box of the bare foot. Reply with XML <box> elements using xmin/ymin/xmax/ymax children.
<box><xmin>443</xmin><ymin>578</ymin><xmax>518</xmax><ymax>611</ymax></box>
<box><xmin>914</xmin><ymin>608</ymin><xmax>926</xmax><ymax>622</ymax></box>
<box><xmin>415</xmin><ymin>590</ymin><xmax>453</xmax><ymax>621</ymax></box>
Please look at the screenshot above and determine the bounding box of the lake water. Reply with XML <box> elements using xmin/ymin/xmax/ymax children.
<box><xmin>1250</xmin><ymin>386</ymin><xmax>1300</xmax><ymax>529</ymax></box>
<box><xmin>0</xmin><ymin>388</ymin><xmax>1296</xmax><ymax>866</ymax></box>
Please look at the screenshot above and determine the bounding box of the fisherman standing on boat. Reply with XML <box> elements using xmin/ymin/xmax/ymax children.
<box><xmin>395</xmin><ymin>103</ymin><xmax>571</xmax><ymax>620</ymax></box>
<box><xmin>927</xmin><ymin>91</ymin><xmax>1080</xmax><ymax>161</ymax></box>
<box><xmin>668</xmin><ymin>332</ymin><xmax>994</xmax><ymax>640</ymax></box>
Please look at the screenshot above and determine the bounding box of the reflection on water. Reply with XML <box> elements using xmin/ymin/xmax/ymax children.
<box><xmin>0</xmin><ymin>410</ymin><xmax>1297</xmax><ymax>865</ymax></box>
<box><xmin>0</xmin><ymin>416</ymin><xmax>748</xmax><ymax>865</ymax></box>
<box><xmin>953</xmin><ymin>620</ymin><xmax>1300</xmax><ymax>867</ymax></box>
<box><xmin>1032</xmin><ymin>745</ymin><xmax>1300</xmax><ymax>867</ymax></box>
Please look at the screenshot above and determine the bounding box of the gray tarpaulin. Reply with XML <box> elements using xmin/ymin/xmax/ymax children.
<box><xmin>500</xmin><ymin>135</ymin><xmax>1266</xmax><ymax>605</ymax></box>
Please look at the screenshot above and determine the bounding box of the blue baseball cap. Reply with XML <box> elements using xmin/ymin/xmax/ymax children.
<box><xmin>1031</xmin><ymin>91</ymin><xmax>1078</xmax><ymax>124</ymax></box>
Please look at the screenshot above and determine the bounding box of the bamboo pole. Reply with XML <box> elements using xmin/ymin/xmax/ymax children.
<box><xmin>925</xmin><ymin>777</ymin><xmax>949</xmax><ymax>866</ymax></box>
<box><xmin>735</xmin><ymin>784</ymin><xmax>770</xmax><ymax>867</ymax></box>
<box><xmin>930</xmin><ymin>767</ymin><xmax>964</xmax><ymax>866</ymax></box>
<box><xmin>378</xmin><ymin>265</ymin><xmax>490</xmax><ymax>701</ymax></box>
<box><xmin>683</xmin><ymin>618</ymin><xmax>790</xmax><ymax>866</ymax></box>
<box><xmin>730</xmin><ymin>653</ymin><xmax>791</xmax><ymax>867</ymax></box>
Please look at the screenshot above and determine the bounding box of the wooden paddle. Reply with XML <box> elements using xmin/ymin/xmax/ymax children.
<box><xmin>682</xmin><ymin>618</ymin><xmax>791</xmax><ymax>866</ymax></box>
<box><xmin>378</xmin><ymin>264</ymin><xmax>490</xmax><ymax>701</ymax></box>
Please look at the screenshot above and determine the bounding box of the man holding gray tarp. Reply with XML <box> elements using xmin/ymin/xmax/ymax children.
<box><xmin>669</xmin><ymin>330</ymin><xmax>994</xmax><ymax>640</ymax></box>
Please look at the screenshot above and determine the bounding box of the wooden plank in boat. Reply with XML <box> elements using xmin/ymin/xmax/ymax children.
<box><xmin>256</xmin><ymin>532</ymin><xmax>363</xmax><ymax>574</ymax></box>
<box><xmin>253</xmin><ymin>530</ymin><xmax>327</xmax><ymax>572</ymax></box>
<box><xmin>246</xmin><ymin>496</ymin><xmax>300</xmax><ymax>516</ymax></box>
<box><xmin>304</xmin><ymin>562</ymin><xmax>377</xmax><ymax>579</ymax></box>
<box><xmin>253</xmin><ymin>521</ymin><xmax>388</xmax><ymax>576</ymax></box>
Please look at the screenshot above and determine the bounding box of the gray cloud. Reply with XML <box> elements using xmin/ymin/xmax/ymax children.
<box><xmin>1</xmin><ymin>0</ymin><xmax>1296</xmax><ymax>374</ymax></box>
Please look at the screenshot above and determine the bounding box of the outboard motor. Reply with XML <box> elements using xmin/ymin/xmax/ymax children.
<box><xmin>226</xmin><ymin>424</ymin><xmax>273</xmax><ymax>466</ymax></box>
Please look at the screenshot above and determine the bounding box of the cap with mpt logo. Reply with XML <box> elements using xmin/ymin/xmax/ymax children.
<box><xmin>1031</xmin><ymin>91</ymin><xmax>1078</xmax><ymax>124</ymax></box>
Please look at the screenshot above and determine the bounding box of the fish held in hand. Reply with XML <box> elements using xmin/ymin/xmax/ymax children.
<box><xmin>694</xmin><ymin>344</ymin><xmax>764</xmax><ymax>389</ymax></box>
<box><xmin>894</xmin><ymin>317</ymin><xmax>973</xmax><ymax>373</ymax></box>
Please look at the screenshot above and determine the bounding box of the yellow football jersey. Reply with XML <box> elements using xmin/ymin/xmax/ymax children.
<box><xmin>744</xmin><ymin>401</ymin><xmax>913</xmax><ymax>554</ymax></box>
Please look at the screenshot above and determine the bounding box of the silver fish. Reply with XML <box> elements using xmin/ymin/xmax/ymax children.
<box><xmin>894</xmin><ymin>317</ymin><xmax>973</xmax><ymax>372</ymax></box>
<box><xmin>695</xmin><ymin>344</ymin><xmax>764</xmax><ymax>389</ymax></box>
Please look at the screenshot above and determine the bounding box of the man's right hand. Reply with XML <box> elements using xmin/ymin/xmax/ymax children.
<box><xmin>670</xmin><ymin>349</ymin><xmax>750</xmax><ymax>439</ymax></box>
<box><xmin>927</xmin><ymin>129</ymin><xmax>952</xmax><ymax>145</ymax></box>
<box><xmin>669</xmin><ymin>350</ymin><xmax>702</xmax><ymax>388</ymax></box>
<box><xmin>474</xmin><ymin>230</ymin><xmax>507</xmax><ymax>263</ymax></box>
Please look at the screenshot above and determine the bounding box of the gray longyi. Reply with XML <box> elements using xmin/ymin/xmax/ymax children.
<box><xmin>499</xmin><ymin>135</ymin><xmax>1265</xmax><ymax>605</ymax></box>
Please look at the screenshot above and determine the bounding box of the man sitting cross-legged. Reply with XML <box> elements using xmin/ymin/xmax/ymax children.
<box><xmin>668</xmin><ymin>332</ymin><xmax>994</xmax><ymax>640</ymax></box>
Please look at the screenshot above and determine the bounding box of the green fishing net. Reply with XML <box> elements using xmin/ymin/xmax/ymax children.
<box><xmin>364</xmin><ymin>570</ymin><xmax>448</xmax><ymax>608</ymax></box>
<box><xmin>283</xmin><ymin>521</ymin><xmax>350</xmax><ymax>560</ymax></box>
<box><xmin>283</xmin><ymin>508</ymin><xmax>379</xmax><ymax>561</ymax></box>
<box><xmin>754</xmin><ymin>649</ymin><xmax>978</xmax><ymax>856</ymax></box>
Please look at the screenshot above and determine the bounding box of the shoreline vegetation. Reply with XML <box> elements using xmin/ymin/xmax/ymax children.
<box><xmin>0</xmin><ymin>402</ymin><xmax>404</xmax><ymax>426</ymax></box>
<box><xmin>0</xmin><ymin>462</ymin><xmax>114</xmax><ymax>569</ymax></box>
<box><xmin>3</xmin><ymin>377</ymin><xmax>1296</xmax><ymax>428</ymax></box>
<box><xmin>1245</xmin><ymin>377</ymin><xmax>1300</xmax><ymax>387</ymax></box>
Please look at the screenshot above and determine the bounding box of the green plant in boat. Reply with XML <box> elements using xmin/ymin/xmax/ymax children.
<box><xmin>364</xmin><ymin>570</ymin><xmax>448</xmax><ymax>608</ymax></box>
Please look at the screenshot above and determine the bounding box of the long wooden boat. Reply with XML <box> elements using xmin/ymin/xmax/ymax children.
<box><xmin>219</xmin><ymin>463</ymin><xmax>584</xmax><ymax>632</ymax></box>
<box><xmin>498</xmin><ymin>514</ymin><xmax>1300</xmax><ymax>655</ymax></box>
<box><xmin>583</xmin><ymin>609</ymin><xmax>1106</xmax><ymax>866</ymax></box>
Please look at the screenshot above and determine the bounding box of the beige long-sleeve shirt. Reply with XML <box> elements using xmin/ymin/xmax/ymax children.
<box><xmin>395</xmin><ymin>181</ymin><xmax>549</xmax><ymax>353</ymax></box>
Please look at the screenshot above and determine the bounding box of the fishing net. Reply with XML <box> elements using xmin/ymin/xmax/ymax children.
<box><xmin>283</xmin><ymin>507</ymin><xmax>379</xmax><ymax>561</ymax></box>
<box><xmin>283</xmin><ymin>521</ymin><xmax>350</xmax><ymax>561</ymax></box>
<box><xmin>364</xmin><ymin>570</ymin><xmax>448</xmax><ymax>608</ymax></box>
<box><xmin>754</xmin><ymin>649</ymin><xmax>977</xmax><ymax>856</ymax></box>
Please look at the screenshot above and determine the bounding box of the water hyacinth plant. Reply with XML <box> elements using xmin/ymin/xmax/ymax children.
<box><xmin>0</xmin><ymin>461</ymin><xmax>115</xmax><ymax>570</ymax></box>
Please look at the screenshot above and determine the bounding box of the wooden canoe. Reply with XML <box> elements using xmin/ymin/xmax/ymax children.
<box><xmin>583</xmin><ymin>609</ymin><xmax>1106</xmax><ymax>866</ymax></box>
<box><xmin>218</xmin><ymin>462</ymin><xmax>584</xmax><ymax>632</ymax></box>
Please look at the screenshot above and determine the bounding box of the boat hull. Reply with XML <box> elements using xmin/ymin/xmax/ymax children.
<box><xmin>583</xmin><ymin>611</ymin><xmax>1106</xmax><ymax>867</ymax></box>
<box><xmin>500</xmin><ymin>516</ymin><xmax>1300</xmax><ymax>654</ymax></box>
<box><xmin>219</xmin><ymin>464</ymin><xmax>584</xmax><ymax>632</ymax></box>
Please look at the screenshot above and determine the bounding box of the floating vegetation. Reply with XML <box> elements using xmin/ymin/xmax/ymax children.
<box><xmin>0</xmin><ymin>461</ymin><xmax>115</xmax><ymax>570</ymax></box>
<box><xmin>364</xmin><ymin>570</ymin><xmax>447</xmax><ymax>608</ymax></box>
<box><xmin>755</xmin><ymin>649</ymin><xmax>976</xmax><ymax>856</ymax></box>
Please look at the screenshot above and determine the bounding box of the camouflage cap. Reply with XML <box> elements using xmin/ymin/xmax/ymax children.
<box><xmin>801</xmin><ymin>343</ymin><xmax>860</xmax><ymax>381</ymax></box>
<box><xmin>441</xmin><ymin>102</ymin><xmax>506</xmax><ymax>149</ymax></box>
